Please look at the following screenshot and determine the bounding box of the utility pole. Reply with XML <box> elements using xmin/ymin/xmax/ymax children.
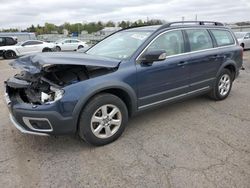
<box><xmin>195</xmin><ymin>14</ymin><xmax>198</xmax><ymax>21</ymax></box>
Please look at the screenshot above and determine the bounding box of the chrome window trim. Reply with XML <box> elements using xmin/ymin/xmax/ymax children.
<box><xmin>138</xmin><ymin>86</ymin><xmax>210</xmax><ymax>110</ymax></box>
<box><xmin>136</xmin><ymin>27</ymin><xmax>237</xmax><ymax>62</ymax></box>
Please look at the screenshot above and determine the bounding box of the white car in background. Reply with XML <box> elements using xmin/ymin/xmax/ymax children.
<box><xmin>54</xmin><ymin>38</ymin><xmax>88</xmax><ymax>51</ymax></box>
<box><xmin>0</xmin><ymin>40</ymin><xmax>55</xmax><ymax>59</ymax></box>
<box><xmin>235</xmin><ymin>32</ymin><xmax>250</xmax><ymax>50</ymax></box>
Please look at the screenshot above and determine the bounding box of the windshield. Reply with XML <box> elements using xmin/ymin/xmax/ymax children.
<box><xmin>15</xmin><ymin>42</ymin><xmax>23</xmax><ymax>46</ymax></box>
<box><xmin>235</xmin><ymin>32</ymin><xmax>246</xmax><ymax>39</ymax></box>
<box><xmin>86</xmin><ymin>31</ymin><xmax>152</xmax><ymax>60</ymax></box>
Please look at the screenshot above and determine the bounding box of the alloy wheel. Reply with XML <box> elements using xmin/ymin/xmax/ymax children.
<box><xmin>90</xmin><ymin>104</ymin><xmax>122</xmax><ymax>139</ymax></box>
<box><xmin>218</xmin><ymin>74</ymin><xmax>231</xmax><ymax>96</ymax></box>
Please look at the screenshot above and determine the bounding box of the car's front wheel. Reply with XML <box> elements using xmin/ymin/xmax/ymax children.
<box><xmin>78</xmin><ymin>93</ymin><xmax>128</xmax><ymax>146</ymax></box>
<box><xmin>209</xmin><ymin>69</ymin><xmax>233</xmax><ymax>100</ymax></box>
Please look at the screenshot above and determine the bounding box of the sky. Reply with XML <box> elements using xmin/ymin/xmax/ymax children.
<box><xmin>0</xmin><ymin>0</ymin><xmax>250</xmax><ymax>29</ymax></box>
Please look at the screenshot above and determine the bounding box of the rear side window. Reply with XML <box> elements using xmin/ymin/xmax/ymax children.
<box><xmin>186</xmin><ymin>29</ymin><xmax>213</xmax><ymax>51</ymax></box>
<box><xmin>70</xmin><ymin>40</ymin><xmax>79</xmax><ymax>43</ymax></box>
<box><xmin>6</xmin><ymin>37</ymin><xmax>15</xmax><ymax>45</ymax></box>
<box><xmin>23</xmin><ymin>41</ymin><xmax>43</xmax><ymax>46</ymax></box>
<box><xmin>210</xmin><ymin>30</ymin><xmax>234</xmax><ymax>47</ymax></box>
<box><xmin>147</xmin><ymin>30</ymin><xmax>185</xmax><ymax>56</ymax></box>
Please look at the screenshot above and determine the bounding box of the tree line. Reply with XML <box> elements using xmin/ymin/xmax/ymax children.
<box><xmin>0</xmin><ymin>19</ymin><xmax>163</xmax><ymax>35</ymax></box>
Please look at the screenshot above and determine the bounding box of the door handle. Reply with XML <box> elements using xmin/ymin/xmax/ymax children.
<box><xmin>177</xmin><ymin>61</ymin><xmax>188</xmax><ymax>66</ymax></box>
<box><xmin>210</xmin><ymin>54</ymin><xmax>221</xmax><ymax>59</ymax></box>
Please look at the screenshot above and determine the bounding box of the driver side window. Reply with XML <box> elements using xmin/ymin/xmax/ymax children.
<box><xmin>147</xmin><ymin>30</ymin><xmax>185</xmax><ymax>56</ymax></box>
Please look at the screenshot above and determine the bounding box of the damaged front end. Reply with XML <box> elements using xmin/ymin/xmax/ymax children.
<box><xmin>6</xmin><ymin>53</ymin><xmax>120</xmax><ymax>105</ymax></box>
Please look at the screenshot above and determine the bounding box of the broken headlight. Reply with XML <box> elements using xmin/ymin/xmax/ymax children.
<box><xmin>41</xmin><ymin>87</ymin><xmax>64</xmax><ymax>104</ymax></box>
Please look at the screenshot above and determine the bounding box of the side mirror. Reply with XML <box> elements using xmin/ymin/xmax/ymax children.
<box><xmin>139</xmin><ymin>50</ymin><xmax>167</xmax><ymax>65</ymax></box>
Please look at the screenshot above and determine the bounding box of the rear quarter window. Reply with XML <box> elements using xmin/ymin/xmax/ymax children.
<box><xmin>6</xmin><ymin>37</ymin><xmax>16</xmax><ymax>45</ymax></box>
<box><xmin>210</xmin><ymin>30</ymin><xmax>235</xmax><ymax>47</ymax></box>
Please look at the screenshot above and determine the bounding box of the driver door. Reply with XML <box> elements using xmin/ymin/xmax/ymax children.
<box><xmin>136</xmin><ymin>30</ymin><xmax>191</xmax><ymax>109</ymax></box>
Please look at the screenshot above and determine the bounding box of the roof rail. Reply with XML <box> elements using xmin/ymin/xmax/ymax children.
<box><xmin>158</xmin><ymin>21</ymin><xmax>224</xmax><ymax>30</ymax></box>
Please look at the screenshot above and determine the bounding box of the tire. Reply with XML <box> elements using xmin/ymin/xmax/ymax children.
<box><xmin>78</xmin><ymin>45</ymin><xmax>84</xmax><ymax>50</ymax></box>
<box><xmin>209</xmin><ymin>69</ymin><xmax>233</xmax><ymax>101</ymax></box>
<box><xmin>78</xmin><ymin>93</ymin><xmax>128</xmax><ymax>146</ymax></box>
<box><xmin>42</xmin><ymin>48</ymin><xmax>52</xmax><ymax>52</ymax></box>
<box><xmin>240</xmin><ymin>43</ymin><xmax>244</xmax><ymax>49</ymax></box>
<box><xmin>4</xmin><ymin>50</ymin><xmax>17</xmax><ymax>59</ymax></box>
<box><xmin>55</xmin><ymin>46</ymin><xmax>61</xmax><ymax>52</ymax></box>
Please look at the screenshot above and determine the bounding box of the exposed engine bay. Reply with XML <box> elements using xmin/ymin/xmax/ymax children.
<box><xmin>6</xmin><ymin>64</ymin><xmax>116</xmax><ymax>104</ymax></box>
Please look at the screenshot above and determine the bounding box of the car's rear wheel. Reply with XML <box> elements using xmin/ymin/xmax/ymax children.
<box><xmin>209</xmin><ymin>69</ymin><xmax>233</xmax><ymax>100</ymax></box>
<box><xmin>4</xmin><ymin>50</ymin><xmax>17</xmax><ymax>59</ymax></box>
<box><xmin>78</xmin><ymin>93</ymin><xmax>128</xmax><ymax>146</ymax></box>
<box><xmin>55</xmin><ymin>46</ymin><xmax>61</xmax><ymax>51</ymax></box>
<box><xmin>240</xmin><ymin>43</ymin><xmax>245</xmax><ymax>50</ymax></box>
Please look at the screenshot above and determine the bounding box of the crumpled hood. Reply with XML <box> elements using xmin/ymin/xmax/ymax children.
<box><xmin>9</xmin><ymin>52</ymin><xmax>121</xmax><ymax>74</ymax></box>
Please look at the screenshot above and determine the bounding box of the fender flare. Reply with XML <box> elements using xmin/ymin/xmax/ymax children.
<box><xmin>71</xmin><ymin>81</ymin><xmax>137</xmax><ymax>128</ymax></box>
<box><xmin>216</xmin><ymin>60</ymin><xmax>237</xmax><ymax>78</ymax></box>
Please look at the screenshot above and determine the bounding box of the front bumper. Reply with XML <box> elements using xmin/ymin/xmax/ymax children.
<box><xmin>5</xmin><ymin>88</ymin><xmax>77</xmax><ymax>136</ymax></box>
<box><xmin>9</xmin><ymin>114</ymin><xmax>49</xmax><ymax>136</ymax></box>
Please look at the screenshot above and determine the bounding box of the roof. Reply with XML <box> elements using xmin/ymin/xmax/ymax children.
<box><xmin>123</xmin><ymin>25</ymin><xmax>161</xmax><ymax>32</ymax></box>
<box><xmin>124</xmin><ymin>21</ymin><xmax>226</xmax><ymax>32</ymax></box>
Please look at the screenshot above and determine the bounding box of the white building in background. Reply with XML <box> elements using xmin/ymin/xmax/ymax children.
<box><xmin>63</xmin><ymin>29</ymin><xmax>69</xmax><ymax>36</ymax></box>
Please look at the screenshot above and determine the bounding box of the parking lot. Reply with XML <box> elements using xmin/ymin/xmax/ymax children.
<box><xmin>0</xmin><ymin>52</ymin><xmax>249</xmax><ymax>188</ymax></box>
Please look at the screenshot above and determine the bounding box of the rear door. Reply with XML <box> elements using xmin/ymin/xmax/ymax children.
<box><xmin>136</xmin><ymin>30</ymin><xmax>191</xmax><ymax>108</ymax></box>
<box><xmin>70</xmin><ymin>40</ymin><xmax>80</xmax><ymax>50</ymax></box>
<box><xmin>61</xmin><ymin>40</ymin><xmax>71</xmax><ymax>51</ymax></box>
<box><xmin>184</xmin><ymin>29</ymin><xmax>223</xmax><ymax>90</ymax></box>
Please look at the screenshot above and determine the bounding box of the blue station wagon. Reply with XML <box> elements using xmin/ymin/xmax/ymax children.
<box><xmin>5</xmin><ymin>21</ymin><xmax>243</xmax><ymax>146</ymax></box>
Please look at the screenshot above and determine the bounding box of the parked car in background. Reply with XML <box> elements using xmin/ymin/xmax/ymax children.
<box><xmin>0</xmin><ymin>32</ymin><xmax>36</xmax><ymax>42</ymax></box>
<box><xmin>5</xmin><ymin>21</ymin><xmax>243</xmax><ymax>146</ymax></box>
<box><xmin>55</xmin><ymin>38</ymin><xmax>88</xmax><ymax>51</ymax></box>
<box><xmin>0</xmin><ymin>40</ymin><xmax>55</xmax><ymax>59</ymax></box>
<box><xmin>235</xmin><ymin>32</ymin><xmax>250</xmax><ymax>50</ymax></box>
<box><xmin>0</xmin><ymin>36</ymin><xmax>17</xmax><ymax>47</ymax></box>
